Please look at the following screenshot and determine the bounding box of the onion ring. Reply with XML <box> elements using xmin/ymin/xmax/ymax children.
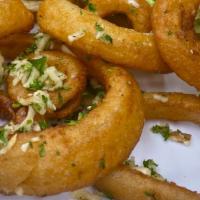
<box><xmin>7</xmin><ymin>51</ymin><xmax>86</xmax><ymax>116</ymax></box>
<box><xmin>0</xmin><ymin>57</ymin><xmax>144</xmax><ymax>196</ymax></box>
<box><xmin>152</xmin><ymin>0</ymin><xmax>200</xmax><ymax>89</ymax></box>
<box><xmin>95</xmin><ymin>165</ymin><xmax>200</xmax><ymax>200</ymax></box>
<box><xmin>87</xmin><ymin>0</ymin><xmax>152</xmax><ymax>32</ymax></box>
<box><xmin>0</xmin><ymin>0</ymin><xmax>34</xmax><ymax>39</ymax></box>
<box><xmin>38</xmin><ymin>0</ymin><xmax>170</xmax><ymax>73</ymax></box>
<box><xmin>0</xmin><ymin>33</ymin><xmax>34</xmax><ymax>60</ymax></box>
<box><xmin>144</xmin><ymin>92</ymin><xmax>200</xmax><ymax>124</ymax></box>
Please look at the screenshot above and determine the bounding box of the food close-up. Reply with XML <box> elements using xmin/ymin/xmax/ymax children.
<box><xmin>0</xmin><ymin>0</ymin><xmax>199</xmax><ymax>199</ymax></box>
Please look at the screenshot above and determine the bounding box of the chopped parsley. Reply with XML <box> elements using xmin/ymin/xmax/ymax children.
<box><xmin>32</xmin><ymin>103</ymin><xmax>42</xmax><ymax>112</ymax></box>
<box><xmin>145</xmin><ymin>0</ymin><xmax>156</xmax><ymax>7</ymax></box>
<box><xmin>66</xmin><ymin>120</ymin><xmax>78</xmax><ymax>126</ymax></box>
<box><xmin>39</xmin><ymin>142</ymin><xmax>46</xmax><ymax>158</ymax></box>
<box><xmin>77</xmin><ymin>111</ymin><xmax>86</xmax><ymax>121</ymax></box>
<box><xmin>88</xmin><ymin>3</ymin><xmax>96</xmax><ymax>12</ymax></box>
<box><xmin>29</xmin><ymin>80</ymin><xmax>45</xmax><ymax>91</ymax></box>
<box><xmin>12</xmin><ymin>101</ymin><xmax>22</xmax><ymax>109</ymax></box>
<box><xmin>95</xmin><ymin>23</ymin><xmax>104</xmax><ymax>32</ymax></box>
<box><xmin>42</xmin><ymin>95</ymin><xmax>48</xmax><ymax>105</ymax></box>
<box><xmin>151</xmin><ymin>124</ymin><xmax>170</xmax><ymax>141</ymax></box>
<box><xmin>83</xmin><ymin>0</ymin><xmax>96</xmax><ymax>12</ymax></box>
<box><xmin>100</xmin><ymin>34</ymin><xmax>113</xmax><ymax>44</ymax></box>
<box><xmin>151</xmin><ymin>124</ymin><xmax>190</xmax><ymax>145</ymax></box>
<box><xmin>95</xmin><ymin>23</ymin><xmax>113</xmax><ymax>44</ymax></box>
<box><xmin>29</xmin><ymin>56</ymin><xmax>47</xmax><ymax>75</ymax></box>
<box><xmin>143</xmin><ymin>159</ymin><xmax>158</xmax><ymax>176</ymax></box>
<box><xmin>194</xmin><ymin>7</ymin><xmax>200</xmax><ymax>35</ymax></box>
<box><xmin>19</xmin><ymin>43</ymin><xmax>37</xmax><ymax>58</ymax></box>
<box><xmin>39</xmin><ymin>120</ymin><xmax>49</xmax><ymax>130</ymax></box>
<box><xmin>0</xmin><ymin>129</ymin><xmax>8</xmax><ymax>146</ymax></box>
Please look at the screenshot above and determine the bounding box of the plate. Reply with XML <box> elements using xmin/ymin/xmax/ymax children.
<box><xmin>0</xmin><ymin>71</ymin><xmax>199</xmax><ymax>199</ymax></box>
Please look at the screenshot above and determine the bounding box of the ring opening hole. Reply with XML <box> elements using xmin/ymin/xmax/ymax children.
<box><xmin>103</xmin><ymin>12</ymin><xmax>133</xmax><ymax>29</ymax></box>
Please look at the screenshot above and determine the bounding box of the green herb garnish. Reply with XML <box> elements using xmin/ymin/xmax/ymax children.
<box><xmin>39</xmin><ymin>142</ymin><xmax>46</xmax><ymax>157</ymax></box>
<box><xmin>39</xmin><ymin>120</ymin><xmax>49</xmax><ymax>130</ymax></box>
<box><xmin>29</xmin><ymin>80</ymin><xmax>45</xmax><ymax>91</ymax></box>
<box><xmin>29</xmin><ymin>56</ymin><xmax>47</xmax><ymax>75</ymax></box>
<box><xmin>100</xmin><ymin>34</ymin><xmax>113</xmax><ymax>44</ymax></box>
<box><xmin>88</xmin><ymin>3</ymin><xmax>96</xmax><ymax>12</ymax></box>
<box><xmin>95</xmin><ymin>23</ymin><xmax>113</xmax><ymax>44</ymax></box>
<box><xmin>12</xmin><ymin>101</ymin><xmax>22</xmax><ymax>109</ymax></box>
<box><xmin>145</xmin><ymin>0</ymin><xmax>156</xmax><ymax>7</ymax></box>
<box><xmin>0</xmin><ymin>129</ymin><xmax>8</xmax><ymax>146</ymax></box>
<box><xmin>143</xmin><ymin>159</ymin><xmax>158</xmax><ymax>176</ymax></box>
<box><xmin>194</xmin><ymin>7</ymin><xmax>200</xmax><ymax>35</ymax></box>
<box><xmin>32</xmin><ymin>103</ymin><xmax>42</xmax><ymax>112</ymax></box>
<box><xmin>95</xmin><ymin>23</ymin><xmax>104</xmax><ymax>32</ymax></box>
<box><xmin>151</xmin><ymin>124</ymin><xmax>170</xmax><ymax>141</ymax></box>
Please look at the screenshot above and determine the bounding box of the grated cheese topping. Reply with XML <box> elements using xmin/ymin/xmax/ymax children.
<box><xmin>9</xmin><ymin>56</ymin><xmax>67</xmax><ymax>91</ymax></box>
<box><xmin>18</xmin><ymin>90</ymin><xmax>56</xmax><ymax>115</ymax></box>
<box><xmin>68</xmin><ymin>30</ymin><xmax>86</xmax><ymax>43</ymax></box>
<box><xmin>153</xmin><ymin>94</ymin><xmax>169</xmax><ymax>103</ymax></box>
<box><xmin>128</xmin><ymin>0</ymin><xmax>140</xmax><ymax>8</ymax></box>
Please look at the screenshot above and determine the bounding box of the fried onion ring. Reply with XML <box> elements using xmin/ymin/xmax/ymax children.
<box><xmin>144</xmin><ymin>92</ymin><xmax>200</xmax><ymax>124</ymax></box>
<box><xmin>0</xmin><ymin>33</ymin><xmax>34</xmax><ymax>60</ymax></box>
<box><xmin>95</xmin><ymin>166</ymin><xmax>200</xmax><ymax>200</ymax></box>
<box><xmin>38</xmin><ymin>0</ymin><xmax>170</xmax><ymax>73</ymax></box>
<box><xmin>152</xmin><ymin>0</ymin><xmax>200</xmax><ymax>89</ymax></box>
<box><xmin>87</xmin><ymin>0</ymin><xmax>152</xmax><ymax>32</ymax></box>
<box><xmin>0</xmin><ymin>57</ymin><xmax>144</xmax><ymax>196</ymax></box>
<box><xmin>0</xmin><ymin>0</ymin><xmax>34</xmax><ymax>39</ymax></box>
<box><xmin>7</xmin><ymin>51</ymin><xmax>86</xmax><ymax>117</ymax></box>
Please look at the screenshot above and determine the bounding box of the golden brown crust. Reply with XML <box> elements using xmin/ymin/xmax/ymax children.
<box><xmin>88</xmin><ymin>0</ymin><xmax>152</xmax><ymax>32</ymax></box>
<box><xmin>144</xmin><ymin>92</ymin><xmax>200</xmax><ymax>124</ymax></box>
<box><xmin>152</xmin><ymin>0</ymin><xmax>200</xmax><ymax>89</ymax></box>
<box><xmin>46</xmin><ymin>95</ymin><xmax>81</xmax><ymax>119</ymax></box>
<box><xmin>95</xmin><ymin>166</ymin><xmax>200</xmax><ymax>200</ymax></box>
<box><xmin>38</xmin><ymin>0</ymin><xmax>170</xmax><ymax>73</ymax></box>
<box><xmin>0</xmin><ymin>33</ymin><xmax>34</xmax><ymax>60</ymax></box>
<box><xmin>0</xmin><ymin>57</ymin><xmax>144</xmax><ymax>196</ymax></box>
<box><xmin>0</xmin><ymin>0</ymin><xmax>34</xmax><ymax>39</ymax></box>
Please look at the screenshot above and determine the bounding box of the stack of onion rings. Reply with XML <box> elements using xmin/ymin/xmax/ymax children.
<box><xmin>0</xmin><ymin>0</ymin><xmax>199</xmax><ymax>198</ymax></box>
<box><xmin>0</xmin><ymin>53</ymin><xmax>144</xmax><ymax>195</ymax></box>
<box><xmin>38</xmin><ymin>0</ymin><xmax>170</xmax><ymax>73</ymax></box>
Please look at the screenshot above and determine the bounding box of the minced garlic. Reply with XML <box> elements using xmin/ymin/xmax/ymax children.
<box><xmin>128</xmin><ymin>0</ymin><xmax>140</xmax><ymax>8</ymax></box>
<box><xmin>153</xmin><ymin>94</ymin><xmax>169</xmax><ymax>103</ymax></box>
<box><xmin>68</xmin><ymin>30</ymin><xmax>86</xmax><ymax>43</ymax></box>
